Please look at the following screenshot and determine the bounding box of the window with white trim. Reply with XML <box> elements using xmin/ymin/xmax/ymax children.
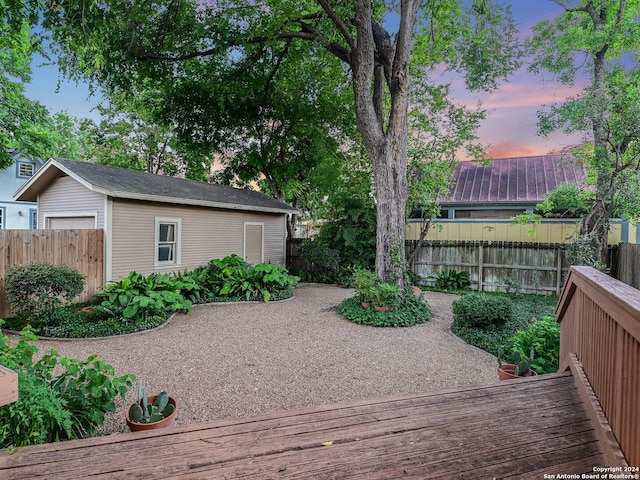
<box><xmin>155</xmin><ymin>218</ymin><xmax>181</xmax><ymax>267</ymax></box>
<box><xmin>17</xmin><ymin>161</ymin><xmax>36</xmax><ymax>178</ymax></box>
<box><xmin>0</xmin><ymin>208</ymin><xmax>4</xmax><ymax>229</ymax></box>
<box><xmin>30</xmin><ymin>209</ymin><xmax>37</xmax><ymax>229</ymax></box>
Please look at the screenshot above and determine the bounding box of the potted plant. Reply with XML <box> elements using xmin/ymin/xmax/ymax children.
<box><xmin>125</xmin><ymin>382</ymin><xmax>177</xmax><ymax>431</ymax></box>
<box><xmin>370</xmin><ymin>282</ymin><xmax>402</xmax><ymax>312</ymax></box>
<box><xmin>353</xmin><ymin>268</ymin><xmax>379</xmax><ymax>308</ymax></box>
<box><xmin>497</xmin><ymin>349</ymin><xmax>538</xmax><ymax>380</ymax></box>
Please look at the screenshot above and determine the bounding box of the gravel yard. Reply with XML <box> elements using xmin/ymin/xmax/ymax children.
<box><xmin>28</xmin><ymin>283</ymin><xmax>498</xmax><ymax>435</ymax></box>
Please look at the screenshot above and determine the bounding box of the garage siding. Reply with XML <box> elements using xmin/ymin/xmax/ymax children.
<box><xmin>110</xmin><ymin>200</ymin><xmax>286</xmax><ymax>280</ymax></box>
<box><xmin>38</xmin><ymin>176</ymin><xmax>105</xmax><ymax>229</ymax></box>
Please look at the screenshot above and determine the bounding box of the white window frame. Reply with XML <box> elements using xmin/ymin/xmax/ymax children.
<box><xmin>155</xmin><ymin>217</ymin><xmax>182</xmax><ymax>268</ymax></box>
<box><xmin>0</xmin><ymin>207</ymin><xmax>5</xmax><ymax>230</ymax></box>
<box><xmin>17</xmin><ymin>161</ymin><xmax>36</xmax><ymax>178</ymax></box>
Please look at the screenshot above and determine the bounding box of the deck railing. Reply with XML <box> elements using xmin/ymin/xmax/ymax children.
<box><xmin>557</xmin><ymin>266</ymin><xmax>640</xmax><ymax>466</ymax></box>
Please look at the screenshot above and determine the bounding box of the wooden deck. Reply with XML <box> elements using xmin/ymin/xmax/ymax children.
<box><xmin>0</xmin><ymin>371</ymin><xmax>616</xmax><ymax>479</ymax></box>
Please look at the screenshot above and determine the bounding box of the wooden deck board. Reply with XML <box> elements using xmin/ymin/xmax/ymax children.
<box><xmin>0</xmin><ymin>372</ymin><xmax>617</xmax><ymax>479</ymax></box>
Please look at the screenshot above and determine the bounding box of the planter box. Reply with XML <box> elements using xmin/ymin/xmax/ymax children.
<box><xmin>0</xmin><ymin>366</ymin><xmax>18</xmax><ymax>406</ymax></box>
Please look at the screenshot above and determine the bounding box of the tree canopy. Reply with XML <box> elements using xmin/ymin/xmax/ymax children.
<box><xmin>43</xmin><ymin>0</ymin><xmax>521</xmax><ymax>284</ymax></box>
<box><xmin>0</xmin><ymin>2</ymin><xmax>88</xmax><ymax>168</ymax></box>
<box><xmin>530</xmin><ymin>0</ymin><xmax>640</xmax><ymax>263</ymax></box>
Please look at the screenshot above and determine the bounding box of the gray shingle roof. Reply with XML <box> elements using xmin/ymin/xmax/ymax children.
<box><xmin>444</xmin><ymin>155</ymin><xmax>586</xmax><ymax>205</ymax></box>
<box><xmin>19</xmin><ymin>158</ymin><xmax>297</xmax><ymax>214</ymax></box>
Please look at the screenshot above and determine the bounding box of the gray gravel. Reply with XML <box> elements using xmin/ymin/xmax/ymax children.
<box><xmin>26</xmin><ymin>284</ymin><xmax>499</xmax><ymax>435</ymax></box>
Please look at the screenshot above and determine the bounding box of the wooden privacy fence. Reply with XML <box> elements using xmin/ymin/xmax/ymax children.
<box><xmin>409</xmin><ymin>240</ymin><xmax>569</xmax><ymax>295</ymax></box>
<box><xmin>612</xmin><ymin>242</ymin><xmax>640</xmax><ymax>290</ymax></box>
<box><xmin>0</xmin><ymin>229</ymin><xmax>104</xmax><ymax>318</ymax></box>
<box><xmin>556</xmin><ymin>266</ymin><xmax>640</xmax><ymax>466</ymax></box>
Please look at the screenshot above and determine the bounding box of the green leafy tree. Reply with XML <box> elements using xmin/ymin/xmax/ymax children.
<box><xmin>530</xmin><ymin>0</ymin><xmax>640</xmax><ymax>263</ymax></box>
<box><xmin>0</xmin><ymin>8</ymin><xmax>89</xmax><ymax>167</ymax></box>
<box><xmin>81</xmin><ymin>105</ymin><xmax>197</xmax><ymax>178</ymax></box>
<box><xmin>209</xmin><ymin>41</ymin><xmax>358</xmax><ymax>238</ymax></box>
<box><xmin>406</xmin><ymin>83</ymin><xmax>487</xmax><ymax>266</ymax></box>
<box><xmin>43</xmin><ymin>0</ymin><xmax>521</xmax><ymax>286</ymax></box>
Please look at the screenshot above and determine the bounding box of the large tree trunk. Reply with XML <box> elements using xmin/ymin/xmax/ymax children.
<box><xmin>350</xmin><ymin>0</ymin><xmax>417</xmax><ymax>287</ymax></box>
<box><xmin>370</xmin><ymin>138</ymin><xmax>408</xmax><ymax>285</ymax></box>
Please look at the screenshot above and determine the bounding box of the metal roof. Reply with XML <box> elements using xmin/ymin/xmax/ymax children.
<box><xmin>444</xmin><ymin>155</ymin><xmax>586</xmax><ymax>205</ymax></box>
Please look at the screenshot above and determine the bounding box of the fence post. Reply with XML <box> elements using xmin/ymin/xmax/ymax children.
<box><xmin>478</xmin><ymin>244</ymin><xmax>484</xmax><ymax>292</ymax></box>
<box><xmin>556</xmin><ymin>247</ymin><xmax>563</xmax><ymax>296</ymax></box>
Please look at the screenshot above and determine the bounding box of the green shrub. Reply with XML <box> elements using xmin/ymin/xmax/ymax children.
<box><xmin>0</xmin><ymin>373</ymin><xmax>74</xmax><ymax>447</ymax></box>
<box><xmin>5</xmin><ymin>263</ymin><xmax>85</xmax><ymax>326</ymax></box>
<box><xmin>170</xmin><ymin>269</ymin><xmax>210</xmax><ymax>304</ymax></box>
<box><xmin>353</xmin><ymin>268</ymin><xmax>379</xmax><ymax>303</ymax></box>
<box><xmin>96</xmin><ymin>271</ymin><xmax>192</xmax><ymax>321</ymax></box>
<box><xmin>338</xmin><ymin>291</ymin><xmax>431</xmax><ymax>327</ymax></box>
<box><xmin>508</xmin><ymin>315</ymin><xmax>560</xmax><ymax>374</ymax></box>
<box><xmin>186</xmin><ymin>255</ymin><xmax>298</xmax><ymax>302</ymax></box>
<box><xmin>298</xmin><ymin>239</ymin><xmax>341</xmax><ymax>272</ymax></box>
<box><xmin>370</xmin><ymin>282</ymin><xmax>403</xmax><ymax>308</ymax></box>
<box><xmin>0</xmin><ymin>324</ymin><xmax>134</xmax><ymax>448</ymax></box>
<box><xmin>452</xmin><ymin>293</ymin><xmax>512</xmax><ymax>330</ymax></box>
<box><xmin>431</xmin><ymin>269</ymin><xmax>471</xmax><ymax>291</ymax></box>
<box><xmin>219</xmin><ymin>262</ymin><xmax>299</xmax><ymax>302</ymax></box>
<box><xmin>451</xmin><ymin>292</ymin><xmax>558</xmax><ymax>357</ymax></box>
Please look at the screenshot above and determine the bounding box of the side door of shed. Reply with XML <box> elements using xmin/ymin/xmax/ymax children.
<box><xmin>244</xmin><ymin>223</ymin><xmax>264</xmax><ymax>265</ymax></box>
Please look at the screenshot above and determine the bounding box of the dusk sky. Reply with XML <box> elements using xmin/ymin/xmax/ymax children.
<box><xmin>24</xmin><ymin>1</ymin><xmax>584</xmax><ymax>159</ymax></box>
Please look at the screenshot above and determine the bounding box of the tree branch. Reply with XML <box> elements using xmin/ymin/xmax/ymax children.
<box><xmin>135</xmin><ymin>29</ymin><xmax>350</xmax><ymax>65</ymax></box>
<box><xmin>315</xmin><ymin>0</ymin><xmax>356</xmax><ymax>51</ymax></box>
<box><xmin>371</xmin><ymin>21</ymin><xmax>393</xmax><ymax>86</ymax></box>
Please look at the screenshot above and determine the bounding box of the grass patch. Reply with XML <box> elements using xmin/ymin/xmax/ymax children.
<box><xmin>451</xmin><ymin>292</ymin><xmax>558</xmax><ymax>357</ymax></box>
<box><xmin>338</xmin><ymin>293</ymin><xmax>432</xmax><ymax>327</ymax></box>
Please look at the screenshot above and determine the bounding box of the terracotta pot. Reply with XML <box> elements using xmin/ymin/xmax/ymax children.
<box><xmin>497</xmin><ymin>364</ymin><xmax>539</xmax><ymax>381</ymax></box>
<box><xmin>361</xmin><ymin>301</ymin><xmax>371</xmax><ymax>308</ymax></box>
<box><xmin>374</xmin><ymin>305</ymin><xmax>392</xmax><ymax>312</ymax></box>
<box><xmin>126</xmin><ymin>395</ymin><xmax>178</xmax><ymax>432</ymax></box>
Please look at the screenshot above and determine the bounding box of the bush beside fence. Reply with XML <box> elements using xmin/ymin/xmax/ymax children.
<box><xmin>0</xmin><ymin>230</ymin><xmax>104</xmax><ymax>318</ymax></box>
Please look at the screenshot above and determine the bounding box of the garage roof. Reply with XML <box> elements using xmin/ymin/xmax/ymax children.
<box><xmin>14</xmin><ymin>158</ymin><xmax>298</xmax><ymax>215</ymax></box>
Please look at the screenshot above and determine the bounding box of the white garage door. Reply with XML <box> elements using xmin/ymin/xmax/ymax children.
<box><xmin>48</xmin><ymin>216</ymin><xmax>96</xmax><ymax>229</ymax></box>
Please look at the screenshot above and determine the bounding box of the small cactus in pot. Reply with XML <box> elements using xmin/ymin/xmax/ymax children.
<box><xmin>497</xmin><ymin>348</ymin><xmax>537</xmax><ymax>380</ymax></box>
<box><xmin>126</xmin><ymin>382</ymin><xmax>177</xmax><ymax>431</ymax></box>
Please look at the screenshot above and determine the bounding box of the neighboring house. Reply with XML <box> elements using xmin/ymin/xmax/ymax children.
<box><xmin>14</xmin><ymin>158</ymin><xmax>298</xmax><ymax>282</ymax></box>
<box><xmin>0</xmin><ymin>151</ymin><xmax>43</xmax><ymax>229</ymax></box>
<box><xmin>407</xmin><ymin>154</ymin><xmax>637</xmax><ymax>244</ymax></box>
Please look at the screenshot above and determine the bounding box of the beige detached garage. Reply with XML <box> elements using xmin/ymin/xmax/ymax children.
<box><xmin>14</xmin><ymin>158</ymin><xmax>297</xmax><ymax>282</ymax></box>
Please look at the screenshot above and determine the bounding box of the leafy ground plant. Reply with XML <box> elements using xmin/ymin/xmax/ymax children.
<box><xmin>338</xmin><ymin>291</ymin><xmax>431</xmax><ymax>327</ymax></box>
<box><xmin>508</xmin><ymin>315</ymin><xmax>560</xmax><ymax>374</ymax></box>
<box><xmin>451</xmin><ymin>292</ymin><xmax>558</xmax><ymax>357</ymax></box>
<box><xmin>97</xmin><ymin>271</ymin><xmax>193</xmax><ymax>320</ymax></box>
<box><xmin>431</xmin><ymin>269</ymin><xmax>471</xmax><ymax>291</ymax></box>
<box><xmin>0</xmin><ymin>323</ymin><xmax>135</xmax><ymax>448</ymax></box>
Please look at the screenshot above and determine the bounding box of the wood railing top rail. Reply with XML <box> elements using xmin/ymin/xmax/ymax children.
<box><xmin>556</xmin><ymin>266</ymin><xmax>640</xmax><ymax>342</ymax></box>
